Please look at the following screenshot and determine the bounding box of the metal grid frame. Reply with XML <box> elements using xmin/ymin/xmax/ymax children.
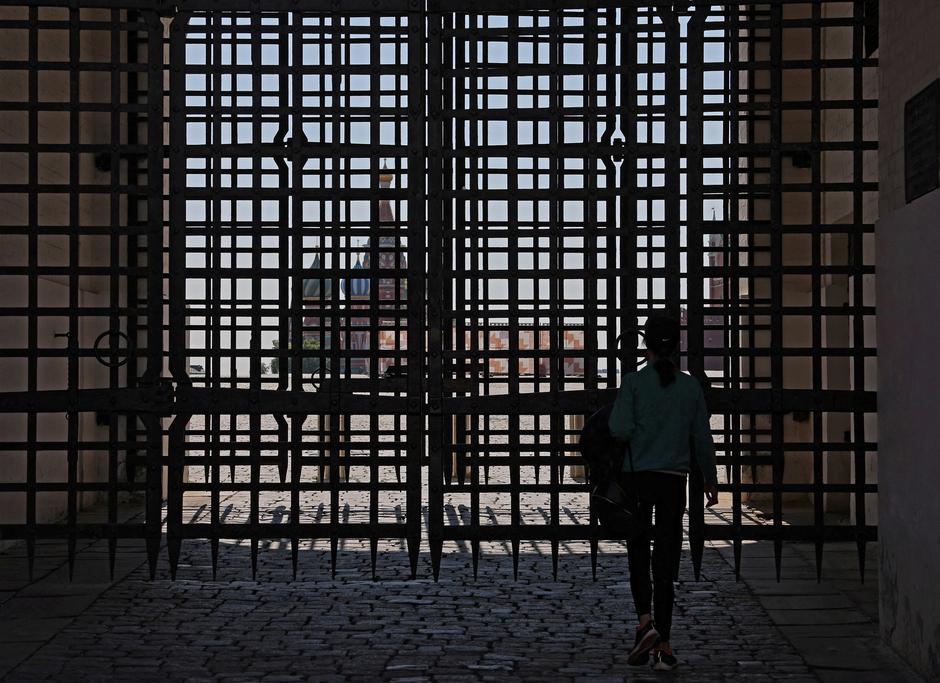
<box><xmin>0</xmin><ymin>5</ymin><xmax>164</xmax><ymax>577</ymax></box>
<box><xmin>0</xmin><ymin>1</ymin><xmax>878</xmax><ymax>582</ymax></box>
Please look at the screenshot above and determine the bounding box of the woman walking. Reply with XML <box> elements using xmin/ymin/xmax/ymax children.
<box><xmin>608</xmin><ymin>315</ymin><xmax>719</xmax><ymax>671</ymax></box>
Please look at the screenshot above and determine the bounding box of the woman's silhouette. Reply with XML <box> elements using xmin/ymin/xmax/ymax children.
<box><xmin>608</xmin><ymin>314</ymin><xmax>719</xmax><ymax>671</ymax></box>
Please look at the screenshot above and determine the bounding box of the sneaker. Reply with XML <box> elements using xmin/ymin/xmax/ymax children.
<box><xmin>627</xmin><ymin>621</ymin><xmax>659</xmax><ymax>666</ymax></box>
<box><xmin>650</xmin><ymin>642</ymin><xmax>678</xmax><ymax>672</ymax></box>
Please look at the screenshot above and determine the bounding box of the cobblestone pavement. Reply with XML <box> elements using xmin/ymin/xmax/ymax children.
<box><xmin>0</xmin><ymin>409</ymin><xmax>920</xmax><ymax>681</ymax></box>
<box><xmin>2</xmin><ymin>525</ymin><xmax>822</xmax><ymax>682</ymax></box>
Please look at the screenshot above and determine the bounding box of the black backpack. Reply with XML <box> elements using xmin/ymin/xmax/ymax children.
<box><xmin>579</xmin><ymin>404</ymin><xmax>643</xmax><ymax>540</ymax></box>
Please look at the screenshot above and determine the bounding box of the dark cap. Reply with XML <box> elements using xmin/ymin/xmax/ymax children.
<box><xmin>643</xmin><ymin>315</ymin><xmax>680</xmax><ymax>349</ymax></box>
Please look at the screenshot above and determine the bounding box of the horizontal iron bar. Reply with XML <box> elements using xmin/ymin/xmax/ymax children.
<box><xmin>7</xmin><ymin>0</ymin><xmax>878</xmax><ymax>11</ymax></box>
<box><xmin>0</xmin><ymin>387</ymin><xmax>173</xmax><ymax>414</ymax></box>
<box><xmin>0</xmin><ymin>386</ymin><xmax>876</xmax><ymax>415</ymax></box>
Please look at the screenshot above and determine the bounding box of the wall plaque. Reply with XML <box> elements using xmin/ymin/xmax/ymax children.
<box><xmin>905</xmin><ymin>79</ymin><xmax>940</xmax><ymax>204</ymax></box>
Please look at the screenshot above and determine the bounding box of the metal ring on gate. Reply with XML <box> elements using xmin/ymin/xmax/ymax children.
<box><xmin>93</xmin><ymin>329</ymin><xmax>132</xmax><ymax>368</ymax></box>
<box><xmin>302</xmin><ymin>365</ymin><xmax>323</xmax><ymax>393</ymax></box>
<box><xmin>615</xmin><ymin>329</ymin><xmax>650</xmax><ymax>367</ymax></box>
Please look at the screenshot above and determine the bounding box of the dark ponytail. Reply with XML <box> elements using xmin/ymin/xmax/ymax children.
<box><xmin>643</xmin><ymin>314</ymin><xmax>681</xmax><ymax>387</ymax></box>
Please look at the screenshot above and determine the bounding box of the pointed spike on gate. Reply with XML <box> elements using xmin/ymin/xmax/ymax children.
<box><xmin>511</xmin><ymin>538</ymin><xmax>520</xmax><ymax>581</ymax></box>
<box><xmin>774</xmin><ymin>539</ymin><xmax>783</xmax><ymax>582</ymax></box>
<box><xmin>407</xmin><ymin>535</ymin><xmax>419</xmax><ymax>580</ymax></box>
<box><xmin>691</xmin><ymin>535</ymin><xmax>704</xmax><ymax>582</ymax></box>
<box><xmin>291</xmin><ymin>538</ymin><xmax>299</xmax><ymax>581</ymax></box>
<box><xmin>230</xmin><ymin>463</ymin><xmax>236</xmax><ymax>484</ymax></box>
<box><xmin>370</xmin><ymin>537</ymin><xmax>378</xmax><ymax>581</ymax></box>
<box><xmin>551</xmin><ymin>539</ymin><xmax>559</xmax><ymax>581</ymax></box>
<box><xmin>168</xmin><ymin>537</ymin><xmax>182</xmax><ymax>581</ymax></box>
<box><xmin>330</xmin><ymin>537</ymin><xmax>338</xmax><ymax>579</ymax></box>
<box><xmin>471</xmin><ymin>540</ymin><xmax>480</xmax><ymax>581</ymax></box>
<box><xmin>275</xmin><ymin>416</ymin><xmax>288</xmax><ymax>484</ymax></box>
<box><xmin>590</xmin><ymin>537</ymin><xmax>598</xmax><ymax>581</ymax></box>
<box><xmin>558</xmin><ymin>462</ymin><xmax>564</xmax><ymax>485</ymax></box>
<box><xmin>167</xmin><ymin>543</ymin><xmax>180</xmax><ymax>581</ymax></box>
<box><xmin>815</xmin><ymin>540</ymin><xmax>824</xmax><ymax>583</ymax></box>
<box><xmin>443</xmin><ymin>448</ymin><xmax>453</xmax><ymax>484</ymax></box>
<box><xmin>857</xmin><ymin>539</ymin><xmax>867</xmax><ymax>584</ymax></box>
<box><xmin>534</xmin><ymin>461</ymin><xmax>540</xmax><ymax>486</ymax></box>
<box><xmin>395</xmin><ymin>464</ymin><xmax>402</xmax><ymax>484</ymax></box>
<box><xmin>430</xmin><ymin>538</ymin><xmax>443</xmax><ymax>582</ymax></box>
<box><xmin>733</xmin><ymin>538</ymin><xmax>742</xmax><ymax>581</ymax></box>
<box><xmin>250</xmin><ymin>538</ymin><xmax>259</xmax><ymax>580</ymax></box>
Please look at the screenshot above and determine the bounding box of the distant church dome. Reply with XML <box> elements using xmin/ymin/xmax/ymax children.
<box><xmin>341</xmin><ymin>256</ymin><xmax>371</xmax><ymax>299</ymax></box>
<box><xmin>339</xmin><ymin>165</ymin><xmax>409</xmax><ymax>302</ymax></box>
<box><xmin>302</xmin><ymin>254</ymin><xmax>332</xmax><ymax>299</ymax></box>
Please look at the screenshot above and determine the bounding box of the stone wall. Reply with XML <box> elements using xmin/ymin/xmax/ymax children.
<box><xmin>876</xmin><ymin>1</ymin><xmax>940</xmax><ymax>678</ymax></box>
<box><xmin>0</xmin><ymin>7</ymin><xmax>130</xmax><ymax>534</ymax></box>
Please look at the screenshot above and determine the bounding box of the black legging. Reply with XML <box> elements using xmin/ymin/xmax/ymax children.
<box><xmin>618</xmin><ymin>471</ymin><xmax>687</xmax><ymax>642</ymax></box>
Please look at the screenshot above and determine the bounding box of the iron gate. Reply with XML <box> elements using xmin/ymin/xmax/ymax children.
<box><xmin>0</xmin><ymin>1</ymin><xmax>878</xmax><ymax>582</ymax></box>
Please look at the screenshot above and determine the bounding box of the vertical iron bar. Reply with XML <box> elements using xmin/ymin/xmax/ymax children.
<box><xmin>811</xmin><ymin>0</ymin><xmax>825</xmax><ymax>582</ymax></box>
<box><xmin>769</xmin><ymin>1</ymin><xmax>785</xmax><ymax>582</ymax></box>
<box><xmin>108</xmin><ymin>9</ymin><xmax>123</xmax><ymax>580</ymax></box>
<box><xmin>167</xmin><ymin>10</ymin><xmax>193</xmax><ymax>579</ymax></box>
<box><xmin>660</xmin><ymin>7</ymin><xmax>681</xmax><ymax>320</ymax></box>
<box><xmin>25</xmin><ymin>3</ymin><xmax>39</xmax><ymax>580</ymax></box>
<box><xmin>66</xmin><ymin>5</ymin><xmax>80</xmax><ymax>579</ymax></box>
<box><xmin>144</xmin><ymin>10</ymin><xmax>165</xmax><ymax>578</ymax></box>
<box><xmin>727</xmin><ymin>1</ymin><xmax>743</xmax><ymax>581</ymax></box>
<box><xmin>289</xmin><ymin>7</ymin><xmax>304</xmax><ymax>581</ymax></box>
<box><xmin>851</xmin><ymin>0</ymin><xmax>870</xmax><ymax>581</ymax></box>
<box><xmin>686</xmin><ymin>5</ymin><xmax>708</xmax><ymax>582</ymax></box>
<box><xmin>426</xmin><ymin>1</ymin><xmax>445</xmax><ymax>581</ymax></box>
<box><xmin>248</xmin><ymin>8</ymin><xmax>263</xmax><ymax>579</ymax></box>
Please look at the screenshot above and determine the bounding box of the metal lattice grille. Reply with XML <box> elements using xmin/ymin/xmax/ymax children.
<box><xmin>166</xmin><ymin>9</ymin><xmax>424</xmax><ymax>578</ymax></box>
<box><xmin>0</xmin><ymin>1</ymin><xmax>877</xmax><ymax>582</ymax></box>
<box><xmin>0</xmin><ymin>6</ymin><xmax>164</xmax><ymax>576</ymax></box>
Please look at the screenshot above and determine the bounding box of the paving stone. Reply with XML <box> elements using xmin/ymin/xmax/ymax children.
<box><xmin>0</xmin><ymin>488</ymin><xmax>920</xmax><ymax>682</ymax></box>
<box><xmin>758</xmin><ymin>595</ymin><xmax>855</xmax><ymax>611</ymax></box>
<box><xmin>0</xmin><ymin>641</ymin><xmax>44</xmax><ymax>678</ymax></box>
<box><xmin>0</xmin><ymin>617</ymin><xmax>74</xmax><ymax>643</ymax></box>
<box><xmin>765</xmin><ymin>608</ymin><xmax>872</xmax><ymax>626</ymax></box>
<box><xmin>0</xmin><ymin>594</ymin><xmax>99</xmax><ymax>620</ymax></box>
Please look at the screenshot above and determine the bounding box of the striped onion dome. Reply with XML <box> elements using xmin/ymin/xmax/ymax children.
<box><xmin>341</xmin><ymin>256</ymin><xmax>371</xmax><ymax>299</ymax></box>
<box><xmin>302</xmin><ymin>254</ymin><xmax>332</xmax><ymax>299</ymax></box>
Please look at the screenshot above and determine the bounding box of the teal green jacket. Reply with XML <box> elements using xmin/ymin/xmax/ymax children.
<box><xmin>608</xmin><ymin>364</ymin><xmax>718</xmax><ymax>485</ymax></box>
